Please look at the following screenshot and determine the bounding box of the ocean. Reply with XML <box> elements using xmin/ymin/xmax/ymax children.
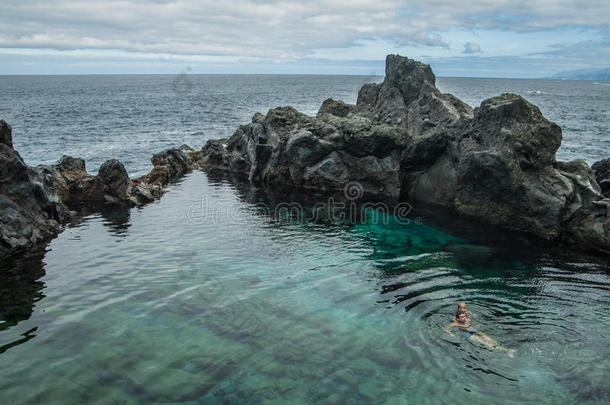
<box><xmin>0</xmin><ymin>75</ymin><xmax>609</xmax><ymax>404</ymax></box>
<box><xmin>0</xmin><ymin>74</ymin><xmax>608</xmax><ymax>176</ymax></box>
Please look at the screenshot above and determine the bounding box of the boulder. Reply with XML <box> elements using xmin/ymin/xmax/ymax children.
<box><xmin>318</xmin><ymin>99</ymin><xmax>355</xmax><ymax>118</ymax></box>
<box><xmin>592</xmin><ymin>158</ymin><xmax>610</xmax><ymax>197</ymax></box>
<box><xmin>40</xmin><ymin>155</ymin><xmax>105</xmax><ymax>207</ymax></box>
<box><xmin>0</xmin><ymin>144</ymin><xmax>28</xmax><ymax>185</ymax></box>
<box><xmin>198</xmin><ymin>139</ymin><xmax>228</xmax><ymax>169</ymax></box>
<box><xmin>147</xmin><ymin>148</ymin><xmax>193</xmax><ymax>185</ymax></box>
<box><xmin>0</xmin><ymin>124</ymin><xmax>63</xmax><ymax>258</ymax></box>
<box><xmin>98</xmin><ymin>159</ymin><xmax>130</xmax><ymax>201</ymax></box>
<box><xmin>0</xmin><ymin>120</ymin><xmax>13</xmax><ymax>148</ymax></box>
<box><xmin>56</xmin><ymin>155</ymin><xmax>87</xmax><ymax>174</ymax></box>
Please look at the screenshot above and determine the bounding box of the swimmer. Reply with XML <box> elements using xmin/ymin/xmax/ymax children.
<box><xmin>444</xmin><ymin>312</ymin><xmax>515</xmax><ymax>357</ymax></box>
<box><xmin>453</xmin><ymin>302</ymin><xmax>472</xmax><ymax>324</ymax></box>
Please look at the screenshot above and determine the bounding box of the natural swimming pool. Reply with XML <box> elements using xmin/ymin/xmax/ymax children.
<box><xmin>1</xmin><ymin>171</ymin><xmax>608</xmax><ymax>404</ymax></box>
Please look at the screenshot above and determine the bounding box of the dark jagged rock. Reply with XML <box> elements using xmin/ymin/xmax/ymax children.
<box><xmin>56</xmin><ymin>155</ymin><xmax>86</xmax><ymax>173</ymax></box>
<box><xmin>139</xmin><ymin>148</ymin><xmax>193</xmax><ymax>188</ymax></box>
<box><xmin>318</xmin><ymin>98</ymin><xmax>355</xmax><ymax>118</ymax></box>
<box><xmin>152</xmin><ymin>148</ymin><xmax>192</xmax><ymax>177</ymax></box>
<box><xmin>178</xmin><ymin>144</ymin><xmax>194</xmax><ymax>153</ymax></box>
<box><xmin>1</xmin><ymin>120</ymin><xmax>13</xmax><ymax>148</ymax></box>
<box><xmin>592</xmin><ymin>158</ymin><xmax>610</xmax><ymax>197</ymax></box>
<box><xmin>49</xmin><ymin>156</ymin><xmax>106</xmax><ymax>206</ymax></box>
<box><xmin>127</xmin><ymin>147</ymin><xmax>194</xmax><ymax>205</ymax></box>
<box><xmin>453</xmin><ymin>93</ymin><xmax>566</xmax><ymax>237</ymax></box>
<box><xmin>195</xmin><ymin>107</ymin><xmax>404</xmax><ymax>196</ymax></box>
<box><xmin>0</xmin><ymin>125</ymin><xmax>63</xmax><ymax>258</ymax></box>
<box><xmin>198</xmin><ymin>54</ymin><xmax>610</xmax><ymax>254</ymax></box>
<box><xmin>198</xmin><ymin>139</ymin><xmax>229</xmax><ymax>169</ymax></box>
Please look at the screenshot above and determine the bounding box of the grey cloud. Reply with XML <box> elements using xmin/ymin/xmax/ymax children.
<box><xmin>463</xmin><ymin>42</ymin><xmax>482</xmax><ymax>54</ymax></box>
<box><xmin>427</xmin><ymin>55</ymin><xmax>578</xmax><ymax>78</ymax></box>
<box><xmin>415</xmin><ymin>0</ymin><xmax>610</xmax><ymax>31</ymax></box>
<box><xmin>0</xmin><ymin>0</ymin><xmax>410</xmax><ymax>57</ymax></box>
<box><xmin>528</xmin><ymin>38</ymin><xmax>610</xmax><ymax>62</ymax></box>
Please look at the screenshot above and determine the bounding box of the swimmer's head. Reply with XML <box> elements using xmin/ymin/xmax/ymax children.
<box><xmin>457</xmin><ymin>302</ymin><xmax>467</xmax><ymax>313</ymax></box>
<box><xmin>456</xmin><ymin>312</ymin><xmax>468</xmax><ymax>323</ymax></box>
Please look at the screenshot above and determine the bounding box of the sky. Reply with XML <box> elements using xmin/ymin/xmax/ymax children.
<box><xmin>0</xmin><ymin>0</ymin><xmax>608</xmax><ymax>77</ymax></box>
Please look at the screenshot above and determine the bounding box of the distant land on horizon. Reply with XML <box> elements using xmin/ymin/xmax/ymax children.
<box><xmin>549</xmin><ymin>67</ymin><xmax>610</xmax><ymax>81</ymax></box>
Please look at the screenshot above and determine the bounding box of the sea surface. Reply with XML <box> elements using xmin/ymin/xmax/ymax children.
<box><xmin>0</xmin><ymin>75</ymin><xmax>609</xmax><ymax>404</ymax></box>
<box><xmin>0</xmin><ymin>75</ymin><xmax>608</xmax><ymax>175</ymax></box>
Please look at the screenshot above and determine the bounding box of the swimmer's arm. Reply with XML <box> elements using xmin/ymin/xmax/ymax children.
<box><xmin>443</xmin><ymin>322</ymin><xmax>457</xmax><ymax>336</ymax></box>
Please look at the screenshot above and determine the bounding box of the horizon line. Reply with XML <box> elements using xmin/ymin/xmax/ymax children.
<box><xmin>0</xmin><ymin>72</ymin><xmax>601</xmax><ymax>81</ymax></box>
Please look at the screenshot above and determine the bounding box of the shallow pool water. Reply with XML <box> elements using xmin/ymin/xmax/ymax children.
<box><xmin>1</xmin><ymin>171</ymin><xmax>609</xmax><ymax>404</ymax></box>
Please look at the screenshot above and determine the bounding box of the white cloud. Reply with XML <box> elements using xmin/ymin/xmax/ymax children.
<box><xmin>0</xmin><ymin>0</ymin><xmax>608</xmax><ymax>60</ymax></box>
<box><xmin>463</xmin><ymin>42</ymin><xmax>482</xmax><ymax>54</ymax></box>
<box><xmin>0</xmin><ymin>0</ymin><xmax>609</xmax><ymax>76</ymax></box>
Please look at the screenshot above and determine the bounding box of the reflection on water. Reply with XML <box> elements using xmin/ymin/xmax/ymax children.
<box><xmin>0</xmin><ymin>252</ymin><xmax>46</xmax><ymax>354</ymax></box>
<box><xmin>0</xmin><ymin>171</ymin><xmax>608</xmax><ymax>404</ymax></box>
<box><xmin>100</xmin><ymin>205</ymin><xmax>132</xmax><ymax>237</ymax></box>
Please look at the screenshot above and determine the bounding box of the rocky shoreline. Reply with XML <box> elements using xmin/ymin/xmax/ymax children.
<box><xmin>1</xmin><ymin>54</ymin><xmax>609</xmax><ymax>260</ymax></box>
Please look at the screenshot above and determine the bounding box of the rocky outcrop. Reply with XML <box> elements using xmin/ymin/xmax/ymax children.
<box><xmin>0</xmin><ymin>119</ymin><xmax>195</xmax><ymax>259</ymax></box>
<box><xmin>1</xmin><ymin>121</ymin><xmax>64</xmax><ymax>258</ymax></box>
<box><xmin>197</xmin><ymin>54</ymin><xmax>610</xmax><ymax>254</ymax></box>
<box><xmin>1</xmin><ymin>120</ymin><xmax>13</xmax><ymax>148</ymax></box>
<box><xmin>592</xmin><ymin>158</ymin><xmax>610</xmax><ymax>197</ymax></box>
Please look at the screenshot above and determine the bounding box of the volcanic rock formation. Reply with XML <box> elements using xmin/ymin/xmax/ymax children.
<box><xmin>195</xmin><ymin>54</ymin><xmax>610</xmax><ymax>254</ymax></box>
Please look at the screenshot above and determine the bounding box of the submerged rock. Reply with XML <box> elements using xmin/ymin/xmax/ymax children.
<box><xmin>197</xmin><ymin>54</ymin><xmax>610</xmax><ymax>254</ymax></box>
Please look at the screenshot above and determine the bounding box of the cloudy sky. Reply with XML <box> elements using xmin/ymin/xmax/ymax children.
<box><xmin>0</xmin><ymin>0</ymin><xmax>608</xmax><ymax>77</ymax></box>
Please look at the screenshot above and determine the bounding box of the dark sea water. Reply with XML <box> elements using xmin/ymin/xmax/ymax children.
<box><xmin>0</xmin><ymin>75</ymin><xmax>609</xmax><ymax>404</ymax></box>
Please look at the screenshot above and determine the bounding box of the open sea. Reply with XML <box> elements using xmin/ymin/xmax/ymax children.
<box><xmin>0</xmin><ymin>75</ymin><xmax>609</xmax><ymax>404</ymax></box>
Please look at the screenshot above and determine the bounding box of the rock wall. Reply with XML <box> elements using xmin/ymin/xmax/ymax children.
<box><xmin>196</xmin><ymin>54</ymin><xmax>610</xmax><ymax>254</ymax></box>
<box><xmin>0</xmin><ymin>120</ymin><xmax>195</xmax><ymax>259</ymax></box>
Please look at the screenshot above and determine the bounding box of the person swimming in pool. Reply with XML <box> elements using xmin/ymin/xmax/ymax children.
<box><xmin>453</xmin><ymin>302</ymin><xmax>472</xmax><ymax>324</ymax></box>
<box><xmin>444</xmin><ymin>310</ymin><xmax>515</xmax><ymax>357</ymax></box>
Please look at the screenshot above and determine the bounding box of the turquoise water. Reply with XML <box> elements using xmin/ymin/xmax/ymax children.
<box><xmin>1</xmin><ymin>171</ymin><xmax>608</xmax><ymax>404</ymax></box>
